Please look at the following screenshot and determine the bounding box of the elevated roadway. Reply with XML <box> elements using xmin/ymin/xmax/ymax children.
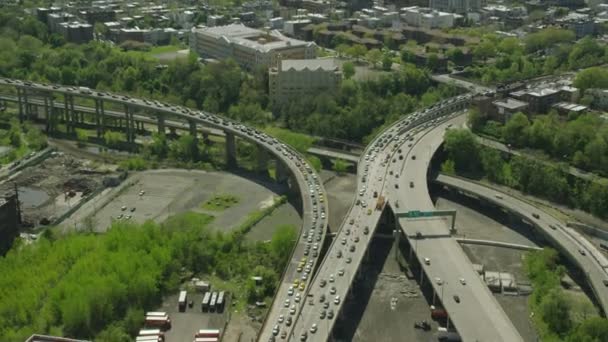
<box><xmin>436</xmin><ymin>174</ymin><xmax>608</xmax><ymax>314</ymax></box>
<box><xmin>287</xmin><ymin>95</ymin><xmax>524</xmax><ymax>341</ymax></box>
<box><xmin>0</xmin><ymin>78</ymin><xmax>329</xmax><ymax>342</ymax></box>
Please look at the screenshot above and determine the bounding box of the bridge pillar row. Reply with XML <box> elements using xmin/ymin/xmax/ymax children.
<box><xmin>225</xmin><ymin>132</ymin><xmax>237</xmax><ymax>167</ymax></box>
<box><xmin>123</xmin><ymin>104</ymin><xmax>133</xmax><ymax>143</ymax></box>
<box><xmin>43</xmin><ymin>96</ymin><xmax>50</xmax><ymax>133</ymax></box>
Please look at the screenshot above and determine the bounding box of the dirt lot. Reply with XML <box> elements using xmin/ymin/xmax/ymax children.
<box><xmin>62</xmin><ymin>169</ymin><xmax>292</xmax><ymax>234</ymax></box>
<box><xmin>338</xmin><ymin>239</ymin><xmax>439</xmax><ymax>342</ymax></box>
<box><xmin>0</xmin><ymin>150</ymin><xmax>117</xmax><ymax>229</ymax></box>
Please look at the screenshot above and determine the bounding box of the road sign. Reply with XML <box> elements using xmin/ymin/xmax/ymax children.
<box><xmin>396</xmin><ymin>209</ymin><xmax>458</xmax><ymax>232</ymax></box>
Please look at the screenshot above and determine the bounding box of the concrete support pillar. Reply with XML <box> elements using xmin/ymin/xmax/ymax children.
<box><xmin>225</xmin><ymin>132</ymin><xmax>236</xmax><ymax>167</ymax></box>
<box><xmin>275</xmin><ymin>159</ymin><xmax>289</xmax><ymax>184</ymax></box>
<box><xmin>16</xmin><ymin>88</ymin><xmax>24</xmax><ymax>122</ymax></box>
<box><xmin>157</xmin><ymin>114</ymin><xmax>165</xmax><ymax>135</ymax></box>
<box><xmin>48</xmin><ymin>96</ymin><xmax>55</xmax><ymax>133</ymax></box>
<box><xmin>99</xmin><ymin>100</ymin><xmax>105</xmax><ymax>136</ymax></box>
<box><xmin>256</xmin><ymin>145</ymin><xmax>269</xmax><ymax>175</ymax></box>
<box><xmin>43</xmin><ymin>96</ymin><xmax>50</xmax><ymax>133</ymax></box>
<box><xmin>63</xmin><ymin>94</ymin><xmax>69</xmax><ymax>130</ymax></box>
<box><xmin>69</xmin><ymin>95</ymin><xmax>75</xmax><ymax>134</ymax></box>
<box><xmin>189</xmin><ymin>120</ymin><xmax>198</xmax><ymax>141</ymax></box>
<box><xmin>202</xmin><ymin>132</ymin><xmax>210</xmax><ymax>145</ymax></box>
<box><xmin>95</xmin><ymin>99</ymin><xmax>102</xmax><ymax>138</ymax></box>
<box><xmin>124</xmin><ymin>104</ymin><xmax>133</xmax><ymax>143</ymax></box>
<box><xmin>23</xmin><ymin>88</ymin><xmax>29</xmax><ymax>121</ymax></box>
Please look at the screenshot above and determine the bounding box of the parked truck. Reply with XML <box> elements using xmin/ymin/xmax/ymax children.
<box><xmin>178</xmin><ymin>290</ymin><xmax>187</xmax><ymax>312</ymax></box>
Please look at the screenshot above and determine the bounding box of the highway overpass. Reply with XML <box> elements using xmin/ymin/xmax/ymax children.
<box><xmin>287</xmin><ymin>94</ymin><xmax>524</xmax><ymax>342</ymax></box>
<box><xmin>0</xmin><ymin>78</ymin><xmax>329</xmax><ymax>342</ymax></box>
<box><xmin>435</xmin><ymin>174</ymin><xmax>608</xmax><ymax>315</ymax></box>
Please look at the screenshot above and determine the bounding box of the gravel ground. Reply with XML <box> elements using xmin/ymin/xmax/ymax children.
<box><xmin>62</xmin><ymin>169</ymin><xmax>287</xmax><ymax>233</ymax></box>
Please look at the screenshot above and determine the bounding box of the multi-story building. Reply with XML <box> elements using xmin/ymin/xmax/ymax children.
<box><xmin>47</xmin><ymin>12</ymin><xmax>76</xmax><ymax>34</ymax></box>
<box><xmin>401</xmin><ymin>6</ymin><xmax>455</xmax><ymax>29</ymax></box>
<box><xmin>0</xmin><ymin>190</ymin><xmax>20</xmax><ymax>256</ymax></box>
<box><xmin>492</xmin><ymin>98</ymin><xmax>529</xmax><ymax>122</ymax></box>
<box><xmin>269</xmin><ymin>59</ymin><xmax>342</xmax><ymax>104</ymax></box>
<box><xmin>556</xmin><ymin>12</ymin><xmax>595</xmax><ymax>38</ymax></box>
<box><xmin>57</xmin><ymin>22</ymin><xmax>94</xmax><ymax>44</ymax></box>
<box><xmin>511</xmin><ymin>88</ymin><xmax>562</xmax><ymax>114</ymax></box>
<box><xmin>190</xmin><ymin>24</ymin><xmax>316</xmax><ymax>70</ymax></box>
<box><xmin>429</xmin><ymin>0</ymin><xmax>481</xmax><ymax>14</ymax></box>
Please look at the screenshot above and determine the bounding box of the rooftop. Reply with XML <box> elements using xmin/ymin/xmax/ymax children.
<box><xmin>280</xmin><ymin>59</ymin><xmax>338</xmax><ymax>71</ymax></box>
<box><xmin>493</xmin><ymin>97</ymin><xmax>528</xmax><ymax>110</ymax></box>
<box><xmin>194</xmin><ymin>24</ymin><xmax>313</xmax><ymax>52</ymax></box>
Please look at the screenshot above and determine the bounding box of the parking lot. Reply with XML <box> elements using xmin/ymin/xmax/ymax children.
<box><xmin>63</xmin><ymin>169</ymin><xmax>290</xmax><ymax>234</ymax></box>
<box><xmin>155</xmin><ymin>291</ymin><xmax>230</xmax><ymax>342</ymax></box>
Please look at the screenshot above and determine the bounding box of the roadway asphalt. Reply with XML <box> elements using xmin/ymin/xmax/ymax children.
<box><xmin>288</xmin><ymin>95</ymin><xmax>523</xmax><ymax>342</ymax></box>
<box><xmin>393</xmin><ymin>116</ymin><xmax>523</xmax><ymax>341</ymax></box>
<box><xmin>436</xmin><ymin>174</ymin><xmax>608</xmax><ymax>315</ymax></box>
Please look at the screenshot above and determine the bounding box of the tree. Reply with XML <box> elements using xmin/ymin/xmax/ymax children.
<box><xmin>332</xmin><ymin>159</ymin><xmax>349</xmax><ymax>174</ymax></box>
<box><xmin>103</xmin><ymin>131</ymin><xmax>122</xmax><ymax>148</ymax></box>
<box><xmin>539</xmin><ymin>289</ymin><xmax>572</xmax><ymax>336</ymax></box>
<box><xmin>503</xmin><ymin>112</ymin><xmax>530</xmax><ymax>147</ymax></box>
<box><xmin>307</xmin><ymin>155</ymin><xmax>322</xmax><ymax>171</ymax></box>
<box><xmin>8</xmin><ymin>121</ymin><xmax>21</xmax><ymax>148</ymax></box>
<box><xmin>366</xmin><ymin>49</ymin><xmax>382</xmax><ymax>69</ymax></box>
<box><xmin>381</xmin><ymin>54</ymin><xmax>392</xmax><ymax>71</ymax></box>
<box><xmin>335</xmin><ymin>44</ymin><xmax>349</xmax><ymax>57</ymax></box>
<box><xmin>473</xmin><ymin>40</ymin><xmax>496</xmax><ymax>61</ymax></box>
<box><xmin>170</xmin><ymin>134</ymin><xmax>198</xmax><ymax>162</ymax></box>
<box><xmin>400</xmin><ymin>48</ymin><xmax>415</xmax><ymax>64</ymax></box>
<box><xmin>443</xmin><ymin>129</ymin><xmax>480</xmax><ymax>173</ymax></box>
<box><xmin>347</xmin><ymin>44</ymin><xmax>367</xmax><ymax>61</ymax></box>
<box><xmin>525</xmin><ymin>27</ymin><xmax>575</xmax><ymax>53</ymax></box>
<box><xmin>342</xmin><ymin>62</ymin><xmax>355</xmax><ymax>80</ymax></box>
<box><xmin>75</xmin><ymin>129</ymin><xmax>88</xmax><ymax>147</ymax></box>
<box><xmin>566</xmin><ymin>317</ymin><xmax>608</xmax><ymax>342</ymax></box>
<box><xmin>270</xmin><ymin>225</ymin><xmax>297</xmax><ymax>267</ymax></box>
<box><xmin>467</xmin><ymin>108</ymin><xmax>485</xmax><ymax>132</ymax></box>
<box><xmin>574</xmin><ymin>67</ymin><xmax>608</xmax><ymax>93</ymax></box>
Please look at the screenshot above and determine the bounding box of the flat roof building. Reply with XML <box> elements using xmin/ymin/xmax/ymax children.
<box><xmin>269</xmin><ymin>59</ymin><xmax>342</xmax><ymax>104</ymax></box>
<box><xmin>493</xmin><ymin>97</ymin><xmax>528</xmax><ymax>122</ymax></box>
<box><xmin>190</xmin><ymin>24</ymin><xmax>316</xmax><ymax>70</ymax></box>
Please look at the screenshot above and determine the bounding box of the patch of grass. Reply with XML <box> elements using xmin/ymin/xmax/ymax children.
<box><xmin>202</xmin><ymin>194</ymin><xmax>240</xmax><ymax>211</ymax></box>
<box><xmin>232</xmin><ymin>196</ymin><xmax>287</xmax><ymax>235</ymax></box>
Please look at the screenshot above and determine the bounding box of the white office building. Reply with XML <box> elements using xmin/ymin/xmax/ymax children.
<box><xmin>401</xmin><ymin>6</ymin><xmax>455</xmax><ymax>29</ymax></box>
<box><xmin>190</xmin><ymin>24</ymin><xmax>316</xmax><ymax>70</ymax></box>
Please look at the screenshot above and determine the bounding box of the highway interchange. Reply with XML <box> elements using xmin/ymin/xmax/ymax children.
<box><xmin>285</xmin><ymin>98</ymin><xmax>523</xmax><ymax>342</ymax></box>
<box><xmin>3</xmin><ymin>77</ymin><xmax>608</xmax><ymax>342</ymax></box>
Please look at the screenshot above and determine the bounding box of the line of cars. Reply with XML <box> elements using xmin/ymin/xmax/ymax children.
<box><xmin>0</xmin><ymin>77</ymin><xmax>331</xmax><ymax>342</ymax></box>
<box><xmin>288</xmin><ymin>95</ymin><xmax>473</xmax><ymax>341</ymax></box>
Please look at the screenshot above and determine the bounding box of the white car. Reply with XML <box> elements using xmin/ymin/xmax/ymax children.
<box><xmin>459</xmin><ymin>278</ymin><xmax>466</xmax><ymax>285</ymax></box>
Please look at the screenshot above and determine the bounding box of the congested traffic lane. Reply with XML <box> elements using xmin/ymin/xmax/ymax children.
<box><xmin>0</xmin><ymin>78</ymin><xmax>329</xmax><ymax>342</ymax></box>
<box><xmin>287</xmin><ymin>96</ymin><xmax>480</xmax><ymax>341</ymax></box>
